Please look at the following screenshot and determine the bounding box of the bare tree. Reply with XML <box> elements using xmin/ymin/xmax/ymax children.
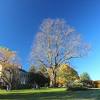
<box><xmin>30</xmin><ymin>18</ymin><xmax>90</xmax><ymax>87</ymax></box>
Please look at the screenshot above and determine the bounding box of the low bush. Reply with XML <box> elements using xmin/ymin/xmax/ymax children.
<box><xmin>0</xmin><ymin>85</ymin><xmax>6</xmax><ymax>90</ymax></box>
<box><xmin>67</xmin><ymin>80</ymin><xmax>88</xmax><ymax>91</ymax></box>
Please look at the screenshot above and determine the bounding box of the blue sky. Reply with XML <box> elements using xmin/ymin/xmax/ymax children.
<box><xmin>0</xmin><ymin>0</ymin><xmax>100</xmax><ymax>80</ymax></box>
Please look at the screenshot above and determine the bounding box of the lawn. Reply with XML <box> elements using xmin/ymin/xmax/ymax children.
<box><xmin>0</xmin><ymin>88</ymin><xmax>100</xmax><ymax>100</ymax></box>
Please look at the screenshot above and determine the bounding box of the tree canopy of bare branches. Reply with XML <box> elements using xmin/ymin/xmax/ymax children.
<box><xmin>30</xmin><ymin>18</ymin><xmax>90</xmax><ymax>87</ymax></box>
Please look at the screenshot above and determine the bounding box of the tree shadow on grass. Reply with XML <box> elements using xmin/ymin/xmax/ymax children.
<box><xmin>0</xmin><ymin>89</ymin><xmax>100</xmax><ymax>100</ymax></box>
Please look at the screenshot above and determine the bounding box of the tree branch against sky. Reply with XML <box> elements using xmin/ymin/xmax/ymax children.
<box><xmin>29</xmin><ymin>18</ymin><xmax>90</xmax><ymax>86</ymax></box>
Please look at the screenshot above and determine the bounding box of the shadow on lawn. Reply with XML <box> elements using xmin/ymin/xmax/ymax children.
<box><xmin>0</xmin><ymin>89</ymin><xmax>100</xmax><ymax>100</ymax></box>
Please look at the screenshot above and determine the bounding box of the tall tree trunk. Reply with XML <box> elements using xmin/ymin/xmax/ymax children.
<box><xmin>8</xmin><ymin>83</ymin><xmax>12</xmax><ymax>90</ymax></box>
<box><xmin>52</xmin><ymin>69</ymin><xmax>57</xmax><ymax>87</ymax></box>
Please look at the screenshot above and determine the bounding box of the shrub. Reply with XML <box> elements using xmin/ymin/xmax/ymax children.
<box><xmin>67</xmin><ymin>80</ymin><xmax>88</xmax><ymax>91</ymax></box>
<box><xmin>81</xmin><ymin>80</ymin><xmax>94</xmax><ymax>88</ymax></box>
<box><xmin>0</xmin><ymin>85</ymin><xmax>6</xmax><ymax>90</ymax></box>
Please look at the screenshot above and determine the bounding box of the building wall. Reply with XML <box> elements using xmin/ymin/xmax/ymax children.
<box><xmin>94</xmin><ymin>81</ymin><xmax>100</xmax><ymax>88</ymax></box>
<box><xmin>19</xmin><ymin>69</ymin><xmax>28</xmax><ymax>85</ymax></box>
<box><xmin>0</xmin><ymin>64</ymin><xmax>28</xmax><ymax>87</ymax></box>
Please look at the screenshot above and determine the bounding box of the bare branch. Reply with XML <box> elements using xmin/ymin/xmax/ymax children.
<box><xmin>30</xmin><ymin>18</ymin><xmax>89</xmax><ymax>69</ymax></box>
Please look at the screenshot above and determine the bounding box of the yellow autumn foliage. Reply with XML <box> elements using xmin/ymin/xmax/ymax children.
<box><xmin>57</xmin><ymin>64</ymin><xmax>79</xmax><ymax>86</ymax></box>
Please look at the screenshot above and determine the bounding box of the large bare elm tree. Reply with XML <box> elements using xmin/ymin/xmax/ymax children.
<box><xmin>30</xmin><ymin>18</ymin><xmax>90</xmax><ymax>87</ymax></box>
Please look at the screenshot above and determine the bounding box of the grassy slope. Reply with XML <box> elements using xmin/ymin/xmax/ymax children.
<box><xmin>0</xmin><ymin>88</ymin><xmax>100</xmax><ymax>100</ymax></box>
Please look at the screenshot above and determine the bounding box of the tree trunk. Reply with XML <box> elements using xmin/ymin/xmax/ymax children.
<box><xmin>9</xmin><ymin>83</ymin><xmax>12</xmax><ymax>90</ymax></box>
<box><xmin>52</xmin><ymin>69</ymin><xmax>57</xmax><ymax>87</ymax></box>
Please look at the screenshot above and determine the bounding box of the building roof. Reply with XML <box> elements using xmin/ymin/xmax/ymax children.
<box><xmin>19</xmin><ymin>68</ymin><xmax>27</xmax><ymax>73</ymax></box>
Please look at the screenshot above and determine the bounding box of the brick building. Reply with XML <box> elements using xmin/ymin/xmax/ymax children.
<box><xmin>93</xmin><ymin>80</ymin><xmax>100</xmax><ymax>88</ymax></box>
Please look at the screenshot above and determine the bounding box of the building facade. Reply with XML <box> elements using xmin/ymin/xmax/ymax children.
<box><xmin>18</xmin><ymin>68</ymin><xmax>28</xmax><ymax>85</ymax></box>
<box><xmin>93</xmin><ymin>81</ymin><xmax>100</xmax><ymax>88</ymax></box>
<box><xmin>0</xmin><ymin>64</ymin><xmax>28</xmax><ymax>88</ymax></box>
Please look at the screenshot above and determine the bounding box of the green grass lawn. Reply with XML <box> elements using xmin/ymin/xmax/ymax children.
<box><xmin>0</xmin><ymin>88</ymin><xmax>100</xmax><ymax>100</ymax></box>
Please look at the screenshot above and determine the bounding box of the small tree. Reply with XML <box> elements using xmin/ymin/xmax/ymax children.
<box><xmin>0</xmin><ymin>47</ymin><xmax>21</xmax><ymax>90</ymax></box>
<box><xmin>29</xmin><ymin>65</ymin><xmax>36</xmax><ymax>73</ymax></box>
<box><xmin>79</xmin><ymin>72</ymin><xmax>92</xmax><ymax>88</ymax></box>
<box><xmin>30</xmin><ymin>18</ymin><xmax>89</xmax><ymax>87</ymax></box>
<box><xmin>80</xmin><ymin>72</ymin><xmax>91</xmax><ymax>81</ymax></box>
